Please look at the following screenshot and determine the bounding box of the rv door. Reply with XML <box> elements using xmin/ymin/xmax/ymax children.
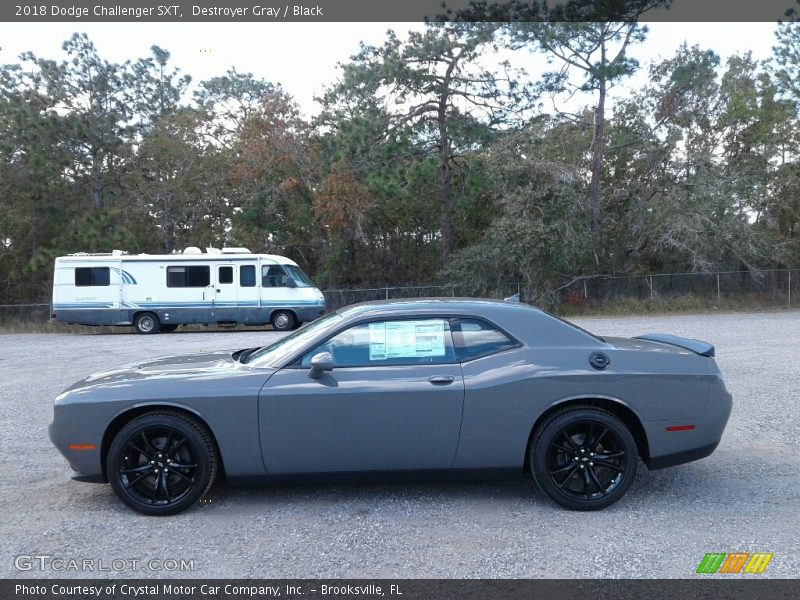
<box><xmin>164</xmin><ymin>263</ymin><xmax>214</xmax><ymax>324</ymax></box>
<box><xmin>212</xmin><ymin>264</ymin><xmax>237</xmax><ymax>322</ymax></box>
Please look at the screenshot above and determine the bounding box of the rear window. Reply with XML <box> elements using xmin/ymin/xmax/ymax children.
<box><xmin>75</xmin><ymin>267</ymin><xmax>110</xmax><ymax>287</ymax></box>
<box><xmin>167</xmin><ymin>265</ymin><xmax>210</xmax><ymax>287</ymax></box>
<box><xmin>452</xmin><ymin>318</ymin><xmax>517</xmax><ymax>361</ymax></box>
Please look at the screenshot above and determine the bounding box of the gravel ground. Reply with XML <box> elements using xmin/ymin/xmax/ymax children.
<box><xmin>0</xmin><ymin>310</ymin><xmax>798</xmax><ymax>579</ymax></box>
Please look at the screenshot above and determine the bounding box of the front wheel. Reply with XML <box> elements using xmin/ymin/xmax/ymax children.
<box><xmin>530</xmin><ymin>406</ymin><xmax>638</xmax><ymax>511</ymax></box>
<box><xmin>271</xmin><ymin>310</ymin><xmax>296</xmax><ymax>331</ymax></box>
<box><xmin>133</xmin><ymin>312</ymin><xmax>160</xmax><ymax>334</ymax></box>
<box><xmin>107</xmin><ymin>412</ymin><xmax>218</xmax><ymax>515</ymax></box>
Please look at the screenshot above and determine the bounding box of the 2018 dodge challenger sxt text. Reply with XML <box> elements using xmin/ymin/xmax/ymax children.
<box><xmin>49</xmin><ymin>298</ymin><xmax>732</xmax><ymax>515</ymax></box>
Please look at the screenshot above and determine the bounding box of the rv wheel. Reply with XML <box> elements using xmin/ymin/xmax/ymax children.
<box><xmin>271</xmin><ymin>310</ymin><xmax>296</xmax><ymax>332</ymax></box>
<box><xmin>134</xmin><ymin>312</ymin><xmax>160</xmax><ymax>334</ymax></box>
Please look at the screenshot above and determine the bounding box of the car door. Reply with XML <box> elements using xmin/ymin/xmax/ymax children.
<box><xmin>258</xmin><ymin>317</ymin><xmax>465</xmax><ymax>474</ymax></box>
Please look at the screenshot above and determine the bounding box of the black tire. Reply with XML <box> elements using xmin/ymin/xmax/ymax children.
<box><xmin>133</xmin><ymin>312</ymin><xmax>160</xmax><ymax>335</ymax></box>
<box><xmin>529</xmin><ymin>406</ymin><xmax>638</xmax><ymax>511</ymax></box>
<box><xmin>271</xmin><ymin>310</ymin><xmax>296</xmax><ymax>332</ymax></box>
<box><xmin>160</xmin><ymin>324</ymin><xmax>178</xmax><ymax>333</ymax></box>
<box><xmin>107</xmin><ymin>411</ymin><xmax>218</xmax><ymax>516</ymax></box>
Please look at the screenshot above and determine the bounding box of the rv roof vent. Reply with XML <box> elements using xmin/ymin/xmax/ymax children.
<box><xmin>221</xmin><ymin>247</ymin><xmax>252</xmax><ymax>254</ymax></box>
<box><xmin>111</xmin><ymin>249</ymin><xmax>126</xmax><ymax>256</ymax></box>
<box><xmin>183</xmin><ymin>247</ymin><xmax>202</xmax><ymax>255</ymax></box>
<box><xmin>205</xmin><ymin>247</ymin><xmax>222</xmax><ymax>255</ymax></box>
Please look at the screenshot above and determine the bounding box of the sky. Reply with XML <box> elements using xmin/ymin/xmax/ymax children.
<box><xmin>0</xmin><ymin>22</ymin><xmax>781</xmax><ymax>117</ymax></box>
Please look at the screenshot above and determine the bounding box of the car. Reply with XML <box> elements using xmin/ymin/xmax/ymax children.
<box><xmin>49</xmin><ymin>298</ymin><xmax>732</xmax><ymax>515</ymax></box>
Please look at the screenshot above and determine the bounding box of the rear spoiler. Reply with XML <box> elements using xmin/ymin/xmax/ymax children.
<box><xmin>635</xmin><ymin>333</ymin><xmax>715</xmax><ymax>357</ymax></box>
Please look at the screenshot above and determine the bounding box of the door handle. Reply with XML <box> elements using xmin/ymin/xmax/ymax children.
<box><xmin>428</xmin><ymin>375</ymin><xmax>455</xmax><ymax>385</ymax></box>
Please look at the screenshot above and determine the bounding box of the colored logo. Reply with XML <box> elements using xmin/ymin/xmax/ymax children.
<box><xmin>110</xmin><ymin>267</ymin><xmax>137</xmax><ymax>284</ymax></box>
<box><xmin>696</xmin><ymin>552</ymin><xmax>773</xmax><ymax>574</ymax></box>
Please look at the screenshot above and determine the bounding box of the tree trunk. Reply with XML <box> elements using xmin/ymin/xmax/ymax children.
<box><xmin>588</xmin><ymin>43</ymin><xmax>607</xmax><ymax>273</ymax></box>
<box><xmin>438</xmin><ymin>94</ymin><xmax>454</xmax><ymax>264</ymax></box>
<box><xmin>89</xmin><ymin>150</ymin><xmax>103</xmax><ymax>211</ymax></box>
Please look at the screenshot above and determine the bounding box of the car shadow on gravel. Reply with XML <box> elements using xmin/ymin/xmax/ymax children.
<box><xmin>197</xmin><ymin>476</ymin><xmax>544</xmax><ymax>510</ymax></box>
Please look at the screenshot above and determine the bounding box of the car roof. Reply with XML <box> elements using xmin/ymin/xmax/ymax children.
<box><xmin>335</xmin><ymin>297</ymin><xmax>603</xmax><ymax>347</ymax></box>
<box><xmin>336</xmin><ymin>297</ymin><xmax>542</xmax><ymax>318</ymax></box>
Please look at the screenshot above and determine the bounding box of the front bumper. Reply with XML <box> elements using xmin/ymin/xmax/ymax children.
<box><xmin>294</xmin><ymin>303</ymin><xmax>327</xmax><ymax>323</ymax></box>
<box><xmin>49</xmin><ymin>415</ymin><xmax>105</xmax><ymax>483</ymax></box>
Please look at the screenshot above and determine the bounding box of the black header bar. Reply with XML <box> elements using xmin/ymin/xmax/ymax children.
<box><xmin>2</xmin><ymin>0</ymin><xmax>799</xmax><ymax>23</ymax></box>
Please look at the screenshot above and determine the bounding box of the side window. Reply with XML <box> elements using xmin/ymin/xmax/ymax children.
<box><xmin>262</xmin><ymin>265</ymin><xmax>289</xmax><ymax>287</ymax></box>
<box><xmin>240</xmin><ymin>265</ymin><xmax>256</xmax><ymax>287</ymax></box>
<box><xmin>167</xmin><ymin>266</ymin><xmax>210</xmax><ymax>287</ymax></box>
<box><xmin>218</xmin><ymin>266</ymin><xmax>233</xmax><ymax>284</ymax></box>
<box><xmin>452</xmin><ymin>318</ymin><xmax>517</xmax><ymax>361</ymax></box>
<box><xmin>301</xmin><ymin>319</ymin><xmax>456</xmax><ymax>367</ymax></box>
<box><xmin>75</xmin><ymin>267</ymin><xmax>110</xmax><ymax>287</ymax></box>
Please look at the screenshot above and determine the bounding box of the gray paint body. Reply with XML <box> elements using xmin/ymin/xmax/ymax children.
<box><xmin>49</xmin><ymin>299</ymin><xmax>732</xmax><ymax>483</ymax></box>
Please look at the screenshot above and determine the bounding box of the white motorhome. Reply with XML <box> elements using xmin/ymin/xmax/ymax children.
<box><xmin>52</xmin><ymin>247</ymin><xmax>326</xmax><ymax>333</ymax></box>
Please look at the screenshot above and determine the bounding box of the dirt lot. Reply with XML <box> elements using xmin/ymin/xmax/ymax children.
<box><xmin>0</xmin><ymin>310</ymin><xmax>797</xmax><ymax>578</ymax></box>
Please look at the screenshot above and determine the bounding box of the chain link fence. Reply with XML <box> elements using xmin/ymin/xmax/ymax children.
<box><xmin>2</xmin><ymin>269</ymin><xmax>798</xmax><ymax>324</ymax></box>
<box><xmin>554</xmin><ymin>269</ymin><xmax>798</xmax><ymax>310</ymax></box>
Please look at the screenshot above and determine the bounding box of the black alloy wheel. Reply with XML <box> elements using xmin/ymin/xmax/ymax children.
<box><xmin>530</xmin><ymin>407</ymin><xmax>638</xmax><ymax>510</ymax></box>
<box><xmin>107</xmin><ymin>412</ymin><xmax>218</xmax><ymax>515</ymax></box>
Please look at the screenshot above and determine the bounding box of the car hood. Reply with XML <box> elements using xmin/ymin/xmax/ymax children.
<box><xmin>86</xmin><ymin>350</ymin><xmax>240</xmax><ymax>378</ymax></box>
<box><xmin>58</xmin><ymin>349</ymin><xmax>270</xmax><ymax>396</ymax></box>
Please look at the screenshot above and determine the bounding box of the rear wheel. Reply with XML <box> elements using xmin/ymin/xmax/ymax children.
<box><xmin>133</xmin><ymin>312</ymin><xmax>160</xmax><ymax>335</ymax></box>
<box><xmin>107</xmin><ymin>412</ymin><xmax>218</xmax><ymax>516</ymax></box>
<box><xmin>160</xmin><ymin>324</ymin><xmax>178</xmax><ymax>333</ymax></box>
<box><xmin>271</xmin><ymin>310</ymin><xmax>296</xmax><ymax>332</ymax></box>
<box><xmin>530</xmin><ymin>406</ymin><xmax>638</xmax><ymax>510</ymax></box>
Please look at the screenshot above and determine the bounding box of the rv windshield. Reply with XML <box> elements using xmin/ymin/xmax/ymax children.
<box><xmin>245</xmin><ymin>312</ymin><xmax>342</xmax><ymax>367</ymax></box>
<box><xmin>284</xmin><ymin>265</ymin><xmax>314</xmax><ymax>287</ymax></box>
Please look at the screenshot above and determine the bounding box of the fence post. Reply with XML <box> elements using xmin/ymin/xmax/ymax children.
<box><xmin>717</xmin><ymin>272</ymin><xmax>721</xmax><ymax>302</ymax></box>
<box><xmin>648</xmin><ymin>275</ymin><xmax>654</xmax><ymax>300</ymax></box>
<box><xmin>385</xmin><ymin>285</ymin><xmax>389</xmax><ymax>300</ymax></box>
<box><xmin>789</xmin><ymin>270</ymin><xmax>792</xmax><ymax>309</ymax></box>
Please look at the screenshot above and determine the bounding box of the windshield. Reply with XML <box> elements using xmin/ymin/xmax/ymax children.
<box><xmin>245</xmin><ymin>312</ymin><xmax>343</xmax><ymax>367</ymax></box>
<box><xmin>284</xmin><ymin>264</ymin><xmax>314</xmax><ymax>287</ymax></box>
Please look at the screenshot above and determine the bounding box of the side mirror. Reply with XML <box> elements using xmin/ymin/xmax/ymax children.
<box><xmin>286</xmin><ymin>278</ymin><xmax>297</xmax><ymax>288</ymax></box>
<box><xmin>308</xmin><ymin>352</ymin><xmax>334</xmax><ymax>379</ymax></box>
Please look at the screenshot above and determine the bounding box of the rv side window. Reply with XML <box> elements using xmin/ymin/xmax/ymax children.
<box><xmin>240</xmin><ymin>265</ymin><xmax>256</xmax><ymax>287</ymax></box>
<box><xmin>219</xmin><ymin>266</ymin><xmax>234</xmax><ymax>284</ymax></box>
<box><xmin>75</xmin><ymin>267</ymin><xmax>110</xmax><ymax>287</ymax></box>
<box><xmin>167</xmin><ymin>266</ymin><xmax>210</xmax><ymax>287</ymax></box>
<box><xmin>262</xmin><ymin>265</ymin><xmax>290</xmax><ymax>287</ymax></box>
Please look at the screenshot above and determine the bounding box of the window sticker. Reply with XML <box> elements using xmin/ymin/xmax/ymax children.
<box><xmin>369</xmin><ymin>320</ymin><xmax>446</xmax><ymax>360</ymax></box>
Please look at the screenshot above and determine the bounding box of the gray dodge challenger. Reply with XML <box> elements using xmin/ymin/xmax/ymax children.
<box><xmin>50</xmin><ymin>298</ymin><xmax>732</xmax><ymax>515</ymax></box>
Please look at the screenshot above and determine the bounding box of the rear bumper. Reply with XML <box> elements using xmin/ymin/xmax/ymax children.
<box><xmin>643</xmin><ymin>387</ymin><xmax>732</xmax><ymax>470</ymax></box>
<box><xmin>646</xmin><ymin>441</ymin><xmax>719</xmax><ymax>470</ymax></box>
